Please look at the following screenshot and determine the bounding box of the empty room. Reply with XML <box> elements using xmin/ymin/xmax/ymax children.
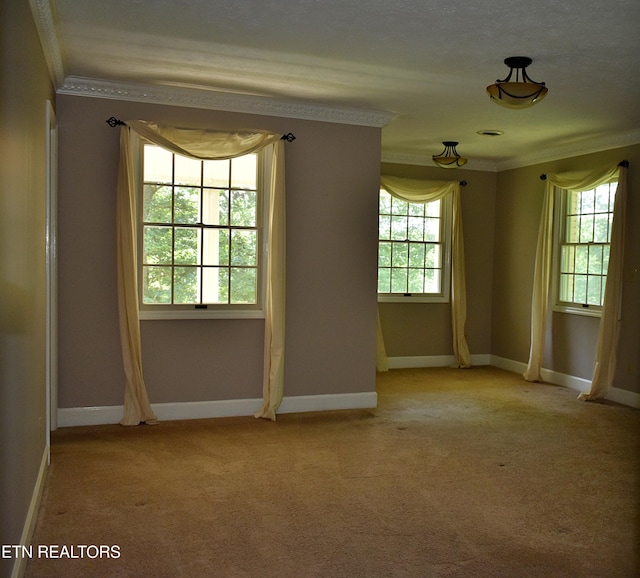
<box><xmin>2</xmin><ymin>1</ymin><xmax>639</xmax><ymax>577</ymax></box>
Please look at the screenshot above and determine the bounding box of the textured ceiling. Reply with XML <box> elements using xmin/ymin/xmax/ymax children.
<box><xmin>33</xmin><ymin>0</ymin><xmax>640</xmax><ymax>169</ymax></box>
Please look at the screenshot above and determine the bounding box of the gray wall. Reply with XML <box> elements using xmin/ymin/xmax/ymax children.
<box><xmin>492</xmin><ymin>144</ymin><xmax>640</xmax><ymax>393</ymax></box>
<box><xmin>378</xmin><ymin>163</ymin><xmax>497</xmax><ymax>358</ymax></box>
<box><xmin>0</xmin><ymin>1</ymin><xmax>54</xmax><ymax>576</ymax></box>
<box><xmin>57</xmin><ymin>95</ymin><xmax>382</xmax><ymax>408</ymax></box>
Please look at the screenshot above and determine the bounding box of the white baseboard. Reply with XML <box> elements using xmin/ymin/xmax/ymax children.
<box><xmin>387</xmin><ymin>354</ymin><xmax>491</xmax><ymax>369</ymax></box>
<box><xmin>490</xmin><ymin>355</ymin><xmax>640</xmax><ymax>409</ymax></box>
<box><xmin>11</xmin><ymin>447</ymin><xmax>48</xmax><ymax>578</ymax></box>
<box><xmin>57</xmin><ymin>391</ymin><xmax>378</xmax><ymax>427</ymax></box>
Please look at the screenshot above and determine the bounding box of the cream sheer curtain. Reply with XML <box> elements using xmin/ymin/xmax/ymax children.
<box><xmin>117</xmin><ymin>121</ymin><xmax>285</xmax><ymax>425</ymax></box>
<box><xmin>377</xmin><ymin>176</ymin><xmax>471</xmax><ymax>369</ymax></box>
<box><xmin>524</xmin><ymin>163</ymin><xmax>627</xmax><ymax>401</ymax></box>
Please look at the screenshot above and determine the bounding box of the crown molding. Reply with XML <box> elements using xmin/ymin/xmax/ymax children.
<box><xmin>496</xmin><ymin>129</ymin><xmax>640</xmax><ymax>171</ymax></box>
<box><xmin>381</xmin><ymin>150</ymin><xmax>498</xmax><ymax>172</ymax></box>
<box><xmin>57</xmin><ymin>76</ymin><xmax>396</xmax><ymax>128</ymax></box>
<box><xmin>29</xmin><ymin>0</ymin><xmax>66</xmax><ymax>86</ymax></box>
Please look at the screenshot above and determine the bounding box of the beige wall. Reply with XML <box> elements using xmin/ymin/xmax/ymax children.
<box><xmin>0</xmin><ymin>0</ymin><xmax>54</xmax><ymax>573</ymax></box>
<box><xmin>493</xmin><ymin>144</ymin><xmax>640</xmax><ymax>392</ymax></box>
<box><xmin>378</xmin><ymin>163</ymin><xmax>497</xmax><ymax>357</ymax></box>
<box><xmin>57</xmin><ymin>95</ymin><xmax>382</xmax><ymax>408</ymax></box>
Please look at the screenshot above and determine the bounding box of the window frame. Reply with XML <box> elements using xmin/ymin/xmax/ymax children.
<box><xmin>135</xmin><ymin>136</ymin><xmax>271</xmax><ymax>320</ymax></box>
<box><xmin>551</xmin><ymin>180</ymin><xmax>617</xmax><ymax>318</ymax></box>
<box><xmin>377</xmin><ymin>189</ymin><xmax>453</xmax><ymax>304</ymax></box>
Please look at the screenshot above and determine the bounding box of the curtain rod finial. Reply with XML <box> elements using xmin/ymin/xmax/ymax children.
<box><xmin>540</xmin><ymin>174</ymin><xmax>547</xmax><ymax>181</ymax></box>
<box><xmin>619</xmin><ymin>159</ymin><xmax>629</xmax><ymax>168</ymax></box>
<box><xmin>460</xmin><ymin>180</ymin><xmax>467</xmax><ymax>187</ymax></box>
<box><xmin>106</xmin><ymin>117</ymin><xmax>125</xmax><ymax>128</ymax></box>
<box><xmin>281</xmin><ymin>132</ymin><xmax>296</xmax><ymax>142</ymax></box>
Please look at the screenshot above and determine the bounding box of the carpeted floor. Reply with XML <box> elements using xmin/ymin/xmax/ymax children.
<box><xmin>25</xmin><ymin>366</ymin><xmax>640</xmax><ymax>577</ymax></box>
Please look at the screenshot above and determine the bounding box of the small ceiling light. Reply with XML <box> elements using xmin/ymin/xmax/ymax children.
<box><xmin>477</xmin><ymin>129</ymin><xmax>504</xmax><ymax>137</ymax></box>
<box><xmin>486</xmin><ymin>56</ymin><xmax>548</xmax><ymax>109</ymax></box>
<box><xmin>432</xmin><ymin>141</ymin><xmax>467</xmax><ymax>169</ymax></box>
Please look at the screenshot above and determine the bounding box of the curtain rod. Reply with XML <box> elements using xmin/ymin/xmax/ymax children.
<box><xmin>105</xmin><ymin>117</ymin><xmax>295</xmax><ymax>141</ymax></box>
<box><xmin>540</xmin><ymin>159</ymin><xmax>629</xmax><ymax>180</ymax></box>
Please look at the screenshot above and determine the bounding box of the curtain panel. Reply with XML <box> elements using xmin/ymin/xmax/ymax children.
<box><xmin>524</xmin><ymin>163</ymin><xmax>627</xmax><ymax>401</ymax></box>
<box><xmin>377</xmin><ymin>176</ymin><xmax>472</xmax><ymax>369</ymax></box>
<box><xmin>116</xmin><ymin>122</ymin><xmax>286</xmax><ymax>425</ymax></box>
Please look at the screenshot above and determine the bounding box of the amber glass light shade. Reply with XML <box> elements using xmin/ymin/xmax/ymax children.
<box><xmin>432</xmin><ymin>141</ymin><xmax>467</xmax><ymax>169</ymax></box>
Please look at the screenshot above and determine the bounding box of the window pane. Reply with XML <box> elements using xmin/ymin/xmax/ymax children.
<box><xmin>202</xmin><ymin>189</ymin><xmax>227</xmax><ymax>226</ymax></box>
<box><xmin>587</xmin><ymin>275</ymin><xmax>602</xmax><ymax>306</ymax></box>
<box><xmin>425</xmin><ymin>244</ymin><xmax>441</xmax><ymax>268</ymax></box>
<box><xmin>379</xmin><ymin>191</ymin><xmax>392</xmax><ymax>214</ymax></box>
<box><xmin>560</xmin><ymin>245</ymin><xmax>575</xmax><ymax>273</ymax></box>
<box><xmin>143</xmin><ymin>266</ymin><xmax>171</xmax><ymax>303</ymax></box>
<box><xmin>230</xmin><ymin>267</ymin><xmax>256</xmax><ymax>304</ymax></box>
<box><xmin>378</xmin><ymin>215</ymin><xmax>391</xmax><ymax>240</ymax></box>
<box><xmin>230</xmin><ymin>190</ymin><xmax>257</xmax><ymax>227</ymax></box>
<box><xmin>574</xmin><ymin>245</ymin><xmax>588</xmax><ymax>274</ymax></box>
<box><xmin>391</xmin><ymin>197</ymin><xmax>408</xmax><ymax>215</ymax></box>
<box><xmin>407</xmin><ymin>217</ymin><xmax>424</xmax><ymax>241</ymax></box>
<box><xmin>408</xmin><ymin>269</ymin><xmax>424</xmax><ymax>293</ymax></box>
<box><xmin>377</xmin><ymin>268</ymin><xmax>391</xmax><ymax>293</ymax></box>
<box><xmin>425</xmin><ymin>218</ymin><xmax>440</xmax><ymax>242</ymax></box>
<box><xmin>174</xmin><ymin>267</ymin><xmax>199</xmax><ymax>304</ymax></box>
<box><xmin>391</xmin><ymin>215</ymin><xmax>407</xmax><ymax>240</ymax></box>
<box><xmin>203</xmin><ymin>159</ymin><xmax>230</xmax><ymax>188</ymax></box>
<box><xmin>378</xmin><ymin>242</ymin><xmax>391</xmax><ymax>267</ymax></box>
<box><xmin>581</xmin><ymin>189</ymin><xmax>595</xmax><ymax>214</ymax></box>
<box><xmin>231</xmin><ymin>154</ymin><xmax>257</xmax><ymax>190</ymax></box>
<box><xmin>424</xmin><ymin>269</ymin><xmax>440</xmax><ymax>293</ymax></box>
<box><xmin>143</xmin><ymin>226</ymin><xmax>172</xmax><ymax>265</ymax></box>
<box><xmin>593</xmin><ymin>214</ymin><xmax>610</xmax><ymax>243</ymax></box>
<box><xmin>566</xmin><ymin>191</ymin><xmax>580</xmax><ymax>215</ymax></box>
<box><xmin>408</xmin><ymin>243</ymin><xmax>425</xmax><ymax>268</ymax></box>
<box><xmin>202</xmin><ymin>267</ymin><xmax>228</xmax><ymax>304</ymax></box>
<box><xmin>574</xmin><ymin>274</ymin><xmax>587</xmax><ymax>304</ymax></box>
<box><xmin>143</xmin><ymin>185</ymin><xmax>172</xmax><ymax>222</ymax></box>
<box><xmin>594</xmin><ymin>186</ymin><xmax>611</xmax><ymax>213</ymax></box>
<box><xmin>559</xmin><ymin>273</ymin><xmax>573</xmax><ymax>302</ymax></box>
<box><xmin>579</xmin><ymin>215</ymin><xmax>594</xmax><ymax>243</ymax></box>
<box><xmin>565</xmin><ymin>215</ymin><xmax>579</xmax><ymax>243</ymax></box>
<box><xmin>174</xmin><ymin>187</ymin><xmax>200</xmax><ymax>224</ymax></box>
<box><xmin>174</xmin><ymin>227</ymin><xmax>200</xmax><ymax>265</ymax></box>
<box><xmin>602</xmin><ymin>246</ymin><xmax>610</xmax><ymax>273</ymax></box>
<box><xmin>143</xmin><ymin>145</ymin><xmax>172</xmax><ymax>184</ymax></box>
<box><xmin>174</xmin><ymin>154</ymin><xmax>201</xmax><ymax>186</ymax></box>
<box><xmin>392</xmin><ymin>242</ymin><xmax>408</xmax><ymax>267</ymax></box>
<box><xmin>203</xmin><ymin>228</ymin><xmax>229</xmax><ymax>266</ymax></box>
<box><xmin>408</xmin><ymin>203</ymin><xmax>424</xmax><ymax>217</ymax></box>
<box><xmin>425</xmin><ymin>200</ymin><xmax>440</xmax><ymax>217</ymax></box>
<box><xmin>588</xmin><ymin>245</ymin><xmax>603</xmax><ymax>275</ymax></box>
<box><xmin>391</xmin><ymin>268</ymin><xmax>408</xmax><ymax>293</ymax></box>
<box><xmin>230</xmin><ymin>230</ymin><xmax>257</xmax><ymax>266</ymax></box>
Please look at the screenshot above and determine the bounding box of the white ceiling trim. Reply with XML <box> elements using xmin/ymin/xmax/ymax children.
<box><xmin>57</xmin><ymin>76</ymin><xmax>396</xmax><ymax>128</ymax></box>
<box><xmin>29</xmin><ymin>0</ymin><xmax>66</xmax><ymax>86</ymax></box>
<box><xmin>496</xmin><ymin>129</ymin><xmax>640</xmax><ymax>171</ymax></box>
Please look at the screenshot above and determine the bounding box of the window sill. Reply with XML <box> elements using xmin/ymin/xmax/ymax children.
<box><xmin>552</xmin><ymin>304</ymin><xmax>602</xmax><ymax>318</ymax></box>
<box><xmin>378</xmin><ymin>294</ymin><xmax>449</xmax><ymax>304</ymax></box>
<box><xmin>139</xmin><ymin>309</ymin><xmax>265</xmax><ymax>320</ymax></box>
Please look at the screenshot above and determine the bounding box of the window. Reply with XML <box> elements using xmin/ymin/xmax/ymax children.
<box><xmin>555</xmin><ymin>181</ymin><xmax>617</xmax><ymax>315</ymax></box>
<box><xmin>139</xmin><ymin>143</ymin><xmax>268</xmax><ymax>319</ymax></box>
<box><xmin>377</xmin><ymin>189</ymin><xmax>451</xmax><ymax>302</ymax></box>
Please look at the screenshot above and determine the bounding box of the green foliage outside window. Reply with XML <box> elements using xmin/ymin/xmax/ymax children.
<box><xmin>141</xmin><ymin>147</ymin><xmax>259</xmax><ymax>306</ymax></box>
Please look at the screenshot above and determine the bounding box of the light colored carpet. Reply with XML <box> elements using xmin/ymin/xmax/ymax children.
<box><xmin>26</xmin><ymin>366</ymin><xmax>640</xmax><ymax>577</ymax></box>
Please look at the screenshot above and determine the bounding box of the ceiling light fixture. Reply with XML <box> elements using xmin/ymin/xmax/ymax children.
<box><xmin>432</xmin><ymin>141</ymin><xmax>467</xmax><ymax>169</ymax></box>
<box><xmin>486</xmin><ymin>56</ymin><xmax>548</xmax><ymax>109</ymax></box>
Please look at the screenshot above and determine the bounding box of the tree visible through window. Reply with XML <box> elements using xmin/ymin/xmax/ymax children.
<box><xmin>141</xmin><ymin>144</ymin><xmax>261</xmax><ymax>307</ymax></box>
<box><xmin>558</xmin><ymin>181</ymin><xmax>616</xmax><ymax>308</ymax></box>
<box><xmin>377</xmin><ymin>189</ymin><xmax>450</xmax><ymax>301</ymax></box>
